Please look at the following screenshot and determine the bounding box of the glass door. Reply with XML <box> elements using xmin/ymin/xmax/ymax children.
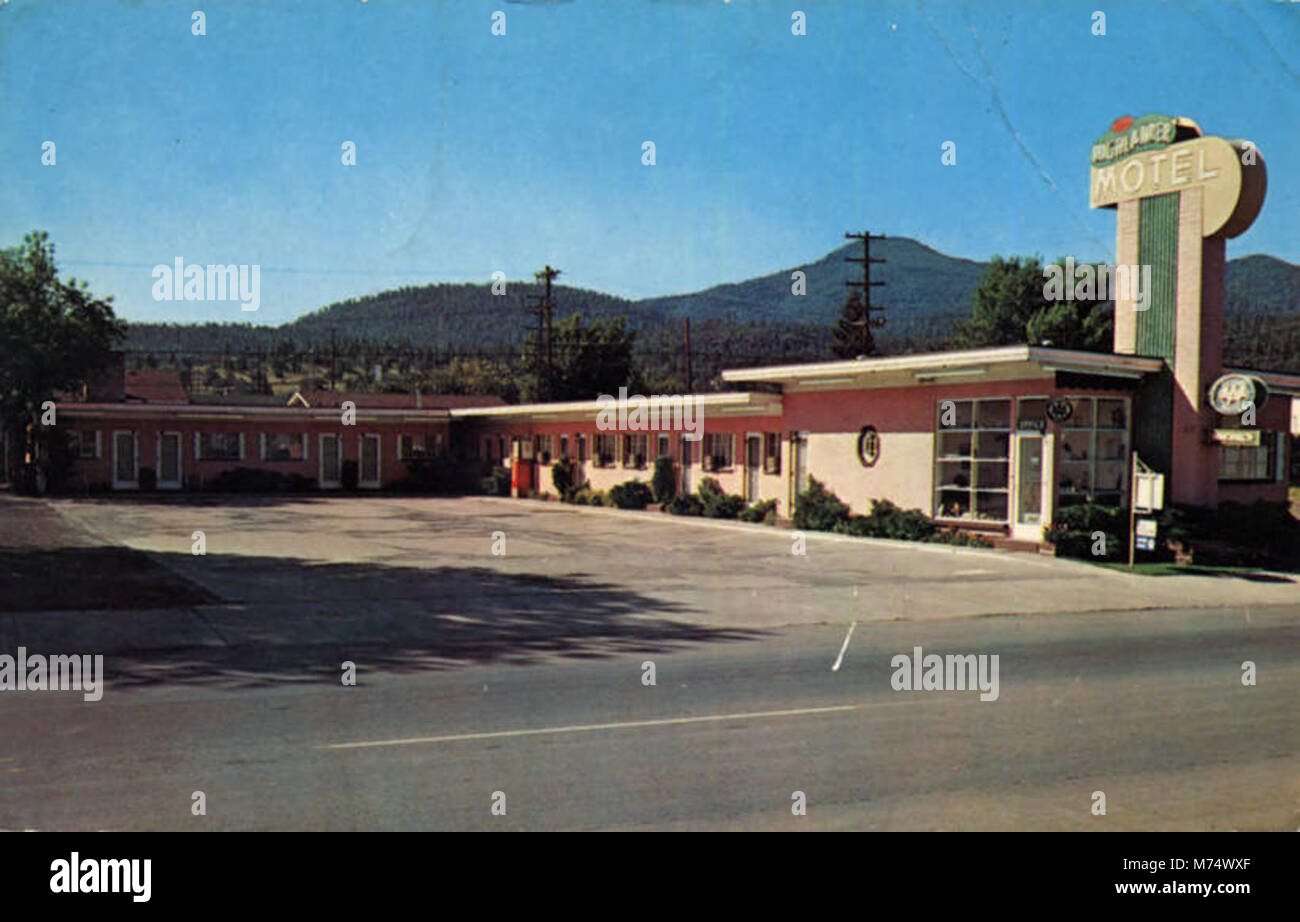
<box><xmin>1013</xmin><ymin>433</ymin><xmax>1044</xmax><ymax>539</ymax></box>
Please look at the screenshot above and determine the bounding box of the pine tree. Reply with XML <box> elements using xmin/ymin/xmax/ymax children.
<box><xmin>830</xmin><ymin>289</ymin><xmax>875</xmax><ymax>359</ymax></box>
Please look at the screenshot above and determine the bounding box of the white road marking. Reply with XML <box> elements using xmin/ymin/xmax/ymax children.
<box><xmin>320</xmin><ymin>704</ymin><xmax>863</xmax><ymax>750</ymax></box>
<box><xmin>831</xmin><ymin>621</ymin><xmax>857</xmax><ymax>672</ymax></box>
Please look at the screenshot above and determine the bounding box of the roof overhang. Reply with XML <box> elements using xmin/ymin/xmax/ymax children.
<box><xmin>1225</xmin><ymin>368</ymin><xmax>1300</xmax><ymax>398</ymax></box>
<box><xmin>55</xmin><ymin>403</ymin><xmax>454</xmax><ymax>423</ymax></box>
<box><xmin>449</xmin><ymin>391</ymin><xmax>783</xmax><ymax>424</ymax></box>
<box><xmin>720</xmin><ymin>346</ymin><xmax>1164</xmax><ymax>391</ymax></box>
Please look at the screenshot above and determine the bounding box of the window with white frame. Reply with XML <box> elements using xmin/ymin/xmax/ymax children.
<box><xmin>593</xmin><ymin>433</ymin><xmax>617</xmax><ymax>467</ymax></box>
<box><xmin>73</xmin><ymin>429</ymin><xmax>100</xmax><ymax>459</ymax></box>
<box><xmin>197</xmin><ymin>432</ymin><xmax>244</xmax><ymax>461</ymax></box>
<box><xmin>261</xmin><ymin>433</ymin><xmax>307</xmax><ymax>461</ymax></box>
<box><xmin>576</xmin><ymin>434</ymin><xmax>588</xmax><ymax>463</ymax></box>
<box><xmin>622</xmin><ymin>433</ymin><xmax>648</xmax><ymax>468</ymax></box>
<box><xmin>534</xmin><ymin>434</ymin><xmax>553</xmax><ymax>464</ymax></box>
<box><xmin>702</xmin><ymin>432</ymin><xmax>734</xmax><ymax>471</ymax></box>
<box><xmin>933</xmin><ymin>398</ymin><xmax>1011</xmax><ymax>521</ymax></box>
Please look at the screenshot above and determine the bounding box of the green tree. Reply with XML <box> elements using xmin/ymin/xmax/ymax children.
<box><xmin>951</xmin><ymin>255</ymin><xmax>1112</xmax><ymax>351</ymax></box>
<box><xmin>523</xmin><ymin>313</ymin><xmax>637</xmax><ymax>401</ymax></box>
<box><xmin>830</xmin><ymin>289</ymin><xmax>876</xmax><ymax>359</ymax></box>
<box><xmin>0</xmin><ymin>232</ymin><xmax>124</xmax><ymax>483</ymax></box>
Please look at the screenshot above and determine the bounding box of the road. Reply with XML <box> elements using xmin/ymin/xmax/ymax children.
<box><xmin>1</xmin><ymin>495</ymin><xmax>1297</xmax><ymax>830</ymax></box>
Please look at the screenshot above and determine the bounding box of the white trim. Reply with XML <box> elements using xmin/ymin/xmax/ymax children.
<box><xmin>111</xmin><ymin>429</ymin><xmax>138</xmax><ymax>490</ymax></box>
<box><xmin>156</xmin><ymin>431</ymin><xmax>183</xmax><ymax>489</ymax></box>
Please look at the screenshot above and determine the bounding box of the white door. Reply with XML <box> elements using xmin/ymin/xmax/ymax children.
<box><xmin>112</xmin><ymin>430</ymin><xmax>138</xmax><ymax>489</ymax></box>
<box><xmin>157</xmin><ymin>432</ymin><xmax>182</xmax><ymax>489</ymax></box>
<box><xmin>745</xmin><ymin>434</ymin><xmax>762</xmax><ymax>501</ymax></box>
<box><xmin>790</xmin><ymin>432</ymin><xmax>809</xmax><ymax>507</ymax></box>
<box><xmin>319</xmin><ymin>434</ymin><xmax>342</xmax><ymax>488</ymax></box>
<box><xmin>1012</xmin><ymin>433</ymin><xmax>1045</xmax><ymax>541</ymax></box>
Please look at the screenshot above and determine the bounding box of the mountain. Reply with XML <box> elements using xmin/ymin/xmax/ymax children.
<box><xmin>120</xmin><ymin>239</ymin><xmax>1300</xmax><ymax>371</ymax></box>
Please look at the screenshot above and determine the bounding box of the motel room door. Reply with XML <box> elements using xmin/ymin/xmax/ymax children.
<box><xmin>112</xmin><ymin>430</ymin><xmax>138</xmax><ymax>490</ymax></box>
<box><xmin>744</xmin><ymin>435</ymin><xmax>762</xmax><ymax>501</ymax></box>
<box><xmin>679</xmin><ymin>434</ymin><xmax>692</xmax><ymax>494</ymax></box>
<box><xmin>319</xmin><ymin>434</ymin><xmax>342</xmax><ymax>488</ymax></box>
<box><xmin>1012</xmin><ymin>432</ymin><xmax>1045</xmax><ymax>541</ymax></box>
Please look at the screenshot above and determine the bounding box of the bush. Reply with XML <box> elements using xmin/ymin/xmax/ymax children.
<box><xmin>394</xmin><ymin>456</ymin><xmax>481</xmax><ymax>495</ymax></box>
<box><xmin>480</xmin><ymin>464</ymin><xmax>511</xmax><ymax>497</ymax></box>
<box><xmin>606</xmin><ymin>480</ymin><xmax>654</xmax><ymax>510</ymax></box>
<box><xmin>793</xmin><ymin>477</ymin><xmax>850</xmax><ymax>532</ymax></box>
<box><xmin>866</xmin><ymin>498</ymin><xmax>935</xmax><ymax>541</ymax></box>
<box><xmin>666</xmin><ymin>493</ymin><xmax>704</xmax><ymax>516</ymax></box>
<box><xmin>341</xmin><ymin>460</ymin><xmax>359</xmax><ymax>491</ymax></box>
<box><xmin>928</xmin><ymin>528</ymin><xmax>994</xmax><ymax>548</ymax></box>
<box><xmin>207</xmin><ymin>467</ymin><xmax>315</xmax><ymax>493</ymax></box>
<box><xmin>696</xmin><ymin>477</ymin><xmax>745</xmax><ymax>519</ymax></box>
<box><xmin>651</xmin><ymin>456</ymin><xmax>677</xmax><ymax>505</ymax></box>
<box><xmin>1043</xmin><ymin>502</ymin><xmax>1128</xmax><ymax>559</ymax></box>
<box><xmin>551</xmin><ymin>458</ymin><xmax>580</xmax><ymax>501</ymax></box>
<box><xmin>739</xmin><ymin>498</ymin><xmax>778</xmax><ymax>524</ymax></box>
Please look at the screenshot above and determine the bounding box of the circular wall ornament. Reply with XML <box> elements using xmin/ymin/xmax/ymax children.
<box><xmin>1045</xmin><ymin>397</ymin><xmax>1074</xmax><ymax>423</ymax></box>
<box><xmin>857</xmin><ymin>426</ymin><xmax>880</xmax><ymax>467</ymax></box>
<box><xmin>1208</xmin><ymin>373</ymin><xmax>1266</xmax><ymax>415</ymax></box>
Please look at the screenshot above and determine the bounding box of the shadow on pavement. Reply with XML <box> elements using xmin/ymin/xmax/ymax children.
<box><xmin>2</xmin><ymin>545</ymin><xmax>763</xmax><ymax>690</ymax></box>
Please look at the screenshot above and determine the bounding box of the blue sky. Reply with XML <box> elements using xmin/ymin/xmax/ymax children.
<box><xmin>2</xmin><ymin>0</ymin><xmax>1297</xmax><ymax>325</ymax></box>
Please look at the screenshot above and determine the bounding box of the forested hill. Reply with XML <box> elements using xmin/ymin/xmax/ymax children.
<box><xmin>121</xmin><ymin>239</ymin><xmax>1300</xmax><ymax>371</ymax></box>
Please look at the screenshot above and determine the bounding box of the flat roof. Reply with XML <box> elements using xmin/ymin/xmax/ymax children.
<box><xmin>448</xmin><ymin>391</ymin><xmax>783</xmax><ymax>423</ymax></box>
<box><xmin>719</xmin><ymin>345</ymin><xmax>1165</xmax><ymax>388</ymax></box>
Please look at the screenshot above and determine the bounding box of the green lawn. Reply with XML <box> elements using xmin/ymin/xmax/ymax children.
<box><xmin>1098</xmin><ymin>561</ymin><xmax>1294</xmax><ymax>581</ymax></box>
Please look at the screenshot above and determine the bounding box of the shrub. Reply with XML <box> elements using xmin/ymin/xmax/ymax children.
<box><xmin>651</xmin><ymin>456</ymin><xmax>677</xmax><ymax>505</ymax></box>
<box><xmin>739</xmin><ymin>498</ymin><xmax>778</xmax><ymax>524</ymax></box>
<box><xmin>834</xmin><ymin>514</ymin><xmax>876</xmax><ymax>538</ymax></box>
<box><xmin>793</xmin><ymin>477</ymin><xmax>850</xmax><ymax>532</ymax></box>
<box><xmin>696</xmin><ymin>477</ymin><xmax>745</xmax><ymax>518</ymax></box>
<box><xmin>1044</xmin><ymin>502</ymin><xmax>1128</xmax><ymax>559</ymax></box>
<box><xmin>666</xmin><ymin>493</ymin><xmax>704</xmax><ymax>516</ymax></box>
<box><xmin>606</xmin><ymin>480</ymin><xmax>654</xmax><ymax>510</ymax></box>
<box><xmin>480</xmin><ymin>464</ymin><xmax>511</xmax><ymax>497</ymax></box>
<box><xmin>190</xmin><ymin>468</ymin><xmax>316</xmax><ymax>495</ymax></box>
<box><xmin>341</xmin><ymin>460</ymin><xmax>359</xmax><ymax>491</ymax></box>
<box><xmin>928</xmin><ymin>529</ymin><xmax>994</xmax><ymax>548</ymax></box>
<box><xmin>867</xmin><ymin>498</ymin><xmax>935</xmax><ymax>541</ymax></box>
<box><xmin>551</xmin><ymin>458</ymin><xmax>579</xmax><ymax>501</ymax></box>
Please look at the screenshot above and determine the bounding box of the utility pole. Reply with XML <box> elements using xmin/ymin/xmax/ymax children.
<box><xmin>683</xmin><ymin>317</ymin><xmax>693</xmax><ymax>393</ymax></box>
<box><xmin>844</xmin><ymin>230</ymin><xmax>888</xmax><ymax>356</ymax></box>
<box><xmin>527</xmin><ymin>265</ymin><xmax>561</xmax><ymax>399</ymax></box>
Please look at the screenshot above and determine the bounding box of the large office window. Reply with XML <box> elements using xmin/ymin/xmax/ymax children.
<box><xmin>934</xmin><ymin>398</ymin><xmax>1011</xmax><ymax>521</ymax></box>
<box><xmin>1057</xmin><ymin>396</ymin><xmax>1129</xmax><ymax>507</ymax></box>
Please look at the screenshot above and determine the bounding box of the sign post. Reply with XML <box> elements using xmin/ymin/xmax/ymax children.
<box><xmin>1129</xmin><ymin>454</ymin><xmax>1165</xmax><ymax>568</ymax></box>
